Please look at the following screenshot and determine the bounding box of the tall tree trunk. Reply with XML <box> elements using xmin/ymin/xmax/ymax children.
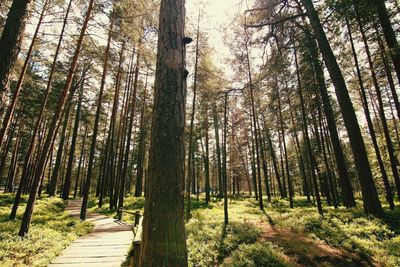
<box><xmin>62</xmin><ymin>80</ymin><xmax>84</xmax><ymax>200</ymax></box>
<box><xmin>346</xmin><ymin>16</ymin><xmax>395</xmax><ymax>209</ymax></box>
<box><xmin>277</xmin><ymin>87</ymin><xmax>293</xmax><ymax>208</ymax></box>
<box><xmin>0</xmin><ymin>0</ymin><xmax>32</xmax><ymax>104</ymax></box>
<box><xmin>303</xmin><ymin>29</ymin><xmax>356</xmax><ymax>208</ymax></box>
<box><xmin>223</xmin><ymin>92</ymin><xmax>229</xmax><ymax>224</ymax></box>
<box><xmin>245</xmin><ymin>28</ymin><xmax>264</xmax><ymax>210</ymax></box>
<box><xmin>287</xmin><ymin>92</ymin><xmax>310</xmax><ymax>202</ymax></box>
<box><xmin>80</xmin><ymin>9</ymin><xmax>113</xmax><ymax>220</ymax></box>
<box><xmin>265</xmin><ymin>127</ymin><xmax>284</xmax><ymax>197</ymax></box>
<box><xmin>257</xmin><ymin>121</ymin><xmax>271</xmax><ymax>202</ymax></box>
<box><xmin>294</xmin><ymin>44</ymin><xmax>323</xmax><ymax>215</ymax></box>
<box><xmin>372</xmin><ymin>0</ymin><xmax>400</xmax><ymax>86</ymax></box>
<box><xmin>135</xmin><ymin>71</ymin><xmax>148</xmax><ymax>198</ymax></box>
<box><xmin>301</xmin><ymin>0</ymin><xmax>383</xmax><ymax>217</ymax></box>
<box><xmin>0</xmin><ymin>0</ymin><xmax>48</xmax><ymax>148</ymax></box>
<box><xmin>74</xmin><ymin>127</ymin><xmax>87</xmax><ymax>199</ymax></box>
<box><xmin>18</xmin><ymin>0</ymin><xmax>95</xmax><ymax>236</ymax></box>
<box><xmin>213</xmin><ymin>104</ymin><xmax>223</xmax><ymax>198</ymax></box>
<box><xmin>186</xmin><ymin>18</ymin><xmax>200</xmax><ymax>219</ymax></box>
<box><xmin>10</xmin><ymin>0</ymin><xmax>73</xmax><ymax>220</ymax></box>
<box><xmin>140</xmin><ymin>0</ymin><xmax>188</xmax><ymax>264</ymax></box>
<box><xmin>356</xmin><ymin>13</ymin><xmax>400</xmax><ymax>201</ymax></box>
<box><xmin>204</xmin><ymin>107</ymin><xmax>211</xmax><ymax>203</ymax></box>
<box><xmin>48</xmin><ymin>106</ymin><xmax>71</xmax><ymax>196</ymax></box>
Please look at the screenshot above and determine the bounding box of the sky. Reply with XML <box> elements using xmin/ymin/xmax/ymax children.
<box><xmin>185</xmin><ymin>0</ymin><xmax>255</xmax><ymax>80</ymax></box>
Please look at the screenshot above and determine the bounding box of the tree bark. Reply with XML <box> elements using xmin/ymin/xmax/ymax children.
<box><xmin>140</xmin><ymin>0</ymin><xmax>188</xmax><ymax>264</ymax></box>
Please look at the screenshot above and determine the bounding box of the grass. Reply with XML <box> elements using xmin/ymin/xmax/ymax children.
<box><xmin>0</xmin><ymin>194</ymin><xmax>92</xmax><ymax>267</ymax></box>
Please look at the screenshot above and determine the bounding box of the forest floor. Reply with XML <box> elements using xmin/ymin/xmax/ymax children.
<box><xmin>93</xmin><ymin>194</ymin><xmax>400</xmax><ymax>267</ymax></box>
<box><xmin>0</xmin><ymin>194</ymin><xmax>92</xmax><ymax>267</ymax></box>
<box><xmin>0</xmin><ymin>194</ymin><xmax>399</xmax><ymax>266</ymax></box>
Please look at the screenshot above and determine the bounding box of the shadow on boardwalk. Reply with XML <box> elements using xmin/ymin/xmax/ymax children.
<box><xmin>48</xmin><ymin>199</ymin><xmax>133</xmax><ymax>267</ymax></box>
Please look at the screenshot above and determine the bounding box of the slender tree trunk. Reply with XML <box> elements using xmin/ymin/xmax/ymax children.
<box><xmin>245</xmin><ymin>28</ymin><xmax>264</xmax><ymax>210</ymax></box>
<box><xmin>48</xmin><ymin>106</ymin><xmax>71</xmax><ymax>196</ymax></box>
<box><xmin>18</xmin><ymin>0</ymin><xmax>95</xmax><ymax>236</ymax></box>
<box><xmin>356</xmin><ymin>14</ymin><xmax>400</xmax><ymax>201</ymax></box>
<box><xmin>135</xmin><ymin>72</ymin><xmax>148</xmax><ymax>197</ymax></box>
<box><xmin>140</xmin><ymin>0</ymin><xmax>188</xmax><ymax>264</ymax></box>
<box><xmin>0</xmin><ymin>0</ymin><xmax>48</xmax><ymax>148</ymax></box>
<box><xmin>265</xmin><ymin>127</ymin><xmax>284</xmax><ymax>197</ymax></box>
<box><xmin>303</xmin><ymin>29</ymin><xmax>356</xmax><ymax>208</ymax></box>
<box><xmin>257</xmin><ymin>122</ymin><xmax>271</xmax><ymax>202</ymax></box>
<box><xmin>213</xmin><ymin>104</ymin><xmax>223</xmax><ymax>198</ymax></box>
<box><xmin>80</xmin><ymin>9</ymin><xmax>112</xmax><ymax>220</ymax></box>
<box><xmin>294</xmin><ymin>43</ymin><xmax>323</xmax><ymax>215</ymax></box>
<box><xmin>372</xmin><ymin>0</ymin><xmax>400</xmax><ymax>86</ymax></box>
<box><xmin>346</xmin><ymin>17</ymin><xmax>395</xmax><ymax>209</ymax></box>
<box><xmin>223</xmin><ymin>92</ymin><xmax>229</xmax><ymax>224</ymax></box>
<box><xmin>277</xmin><ymin>87</ymin><xmax>293</xmax><ymax>208</ymax></box>
<box><xmin>186</xmin><ymin>19</ymin><xmax>200</xmax><ymax>219</ymax></box>
<box><xmin>62</xmin><ymin>81</ymin><xmax>84</xmax><ymax>200</ymax></box>
<box><xmin>204</xmin><ymin>107</ymin><xmax>211</xmax><ymax>203</ymax></box>
<box><xmin>10</xmin><ymin>0</ymin><xmax>73</xmax><ymax>220</ymax></box>
<box><xmin>287</xmin><ymin>92</ymin><xmax>310</xmax><ymax>202</ymax></box>
<box><xmin>301</xmin><ymin>0</ymin><xmax>383</xmax><ymax>217</ymax></box>
<box><xmin>5</xmin><ymin>132</ymin><xmax>21</xmax><ymax>193</ymax></box>
<box><xmin>74</xmin><ymin>127</ymin><xmax>87</xmax><ymax>199</ymax></box>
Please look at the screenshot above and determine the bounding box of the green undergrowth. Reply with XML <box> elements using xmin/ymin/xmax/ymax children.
<box><xmin>0</xmin><ymin>194</ymin><xmax>92</xmax><ymax>267</ymax></box>
<box><xmin>186</xmin><ymin>196</ymin><xmax>290</xmax><ymax>266</ymax></box>
<box><xmin>266</xmin><ymin>197</ymin><xmax>400</xmax><ymax>266</ymax></box>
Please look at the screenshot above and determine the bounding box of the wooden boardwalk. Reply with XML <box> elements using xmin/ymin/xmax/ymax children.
<box><xmin>48</xmin><ymin>199</ymin><xmax>133</xmax><ymax>267</ymax></box>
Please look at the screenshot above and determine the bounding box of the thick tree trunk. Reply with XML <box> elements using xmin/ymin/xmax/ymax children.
<box><xmin>301</xmin><ymin>0</ymin><xmax>383</xmax><ymax>217</ymax></box>
<box><xmin>140</xmin><ymin>0</ymin><xmax>188</xmax><ymax>264</ymax></box>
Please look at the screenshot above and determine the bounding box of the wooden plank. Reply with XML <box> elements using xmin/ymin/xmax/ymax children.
<box><xmin>49</xmin><ymin>199</ymin><xmax>134</xmax><ymax>267</ymax></box>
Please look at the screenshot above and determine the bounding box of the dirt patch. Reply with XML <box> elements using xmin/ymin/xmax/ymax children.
<box><xmin>255</xmin><ymin>220</ymin><xmax>379</xmax><ymax>267</ymax></box>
